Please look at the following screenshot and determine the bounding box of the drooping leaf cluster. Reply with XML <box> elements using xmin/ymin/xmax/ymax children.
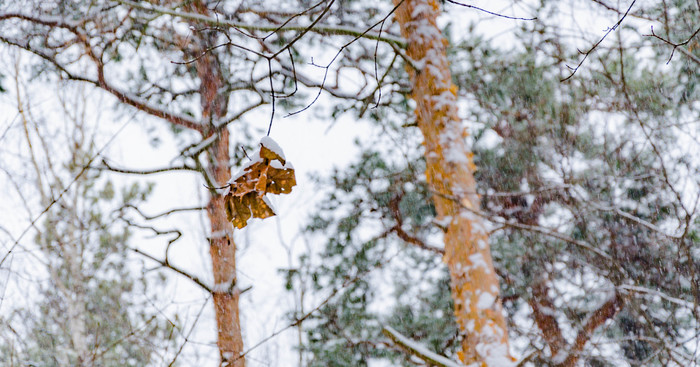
<box><xmin>224</xmin><ymin>137</ymin><xmax>296</xmax><ymax>228</ymax></box>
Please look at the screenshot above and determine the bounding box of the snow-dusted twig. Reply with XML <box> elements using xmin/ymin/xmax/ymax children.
<box><xmin>618</xmin><ymin>284</ymin><xmax>697</xmax><ymax>310</ymax></box>
<box><xmin>96</xmin><ymin>158</ymin><xmax>198</xmax><ymax>175</ymax></box>
<box><xmin>383</xmin><ymin>325</ymin><xmax>464</xmax><ymax>367</ymax></box>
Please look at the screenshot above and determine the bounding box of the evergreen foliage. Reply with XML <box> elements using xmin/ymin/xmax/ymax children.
<box><xmin>294</xmin><ymin>0</ymin><xmax>699</xmax><ymax>365</ymax></box>
<box><xmin>0</xmin><ymin>118</ymin><xmax>176</xmax><ymax>366</ymax></box>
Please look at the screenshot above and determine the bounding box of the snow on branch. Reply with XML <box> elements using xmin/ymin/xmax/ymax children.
<box><xmin>116</xmin><ymin>0</ymin><xmax>406</xmax><ymax>48</ymax></box>
<box><xmin>0</xmin><ymin>12</ymin><xmax>82</xmax><ymax>30</ymax></box>
<box><xmin>96</xmin><ymin>158</ymin><xmax>198</xmax><ymax>175</ymax></box>
<box><xmin>383</xmin><ymin>325</ymin><xmax>464</xmax><ymax>367</ymax></box>
<box><xmin>93</xmin><ymin>65</ymin><xmax>203</xmax><ymax>131</ymax></box>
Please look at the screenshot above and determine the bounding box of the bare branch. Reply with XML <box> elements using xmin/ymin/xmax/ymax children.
<box><xmin>0</xmin><ymin>120</ymin><xmax>131</xmax><ymax>268</ymax></box>
<box><xmin>131</xmin><ymin>247</ymin><xmax>211</xmax><ymax>294</ymax></box>
<box><xmin>271</xmin><ymin>0</ymin><xmax>335</xmax><ymax>59</ymax></box>
<box><xmin>276</xmin><ymin>65</ymin><xmax>358</xmax><ymax>99</ymax></box>
<box><xmin>445</xmin><ymin>0</ymin><xmax>536</xmax><ymax>21</ymax></box>
<box><xmin>0</xmin><ymin>13</ymin><xmax>203</xmax><ymax>131</ymax></box>
<box><xmin>676</xmin><ymin>45</ymin><xmax>700</xmax><ymax>66</ymax></box>
<box><xmin>120</xmin><ymin>203</ymin><xmax>204</xmax><ymax>220</ymax></box>
<box><xmin>115</xmin><ymin>0</ymin><xmax>406</xmax><ymax>48</ymax></box>
<box><xmin>559</xmin><ymin>293</ymin><xmax>623</xmax><ymax>367</ymax></box>
<box><xmin>95</xmin><ymin>158</ymin><xmax>198</xmax><ymax>175</ymax></box>
<box><xmin>618</xmin><ymin>284</ymin><xmax>698</xmax><ymax>310</ymax></box>
<box><xmin>529</xmin><ymin>280</ymin><xmax>566</xmax><ymax>357</ymax></box>
<box><xmin>216</xmin><ymin>99</ymin><xmax>267</xmax><ymax>128</ymax></box>
<box><xmin>646</xmin><ymin>25</ymin><xmax>700</xmax><ymax>64</ymax></box>
<box><xmin>94</xmin><ymin>64</ymin><xmax>203</xmax><ymax>132</ymax></box>
<box><xmin>388</xmin><ymin>193</ymin><xmax>444</xmax><ymax>254</ymax></box>
<box><xmin>561</xmin><ymin>0</ymin><xmax>637</xmax><ymax>81</ymax></box>
<box><xmin>287</xmin><ymin>0</ymin><xmax>406</xmax><ymax>116</ymax></box>
<box><xmin>383</xmin><ymin>325</ymin><xmax>463</xmax><ymax>367</ymax></box>
<box><xmin>391</xmin><ymin>225</ymin><xmax>444</xmax><ymax>254</ymax></box>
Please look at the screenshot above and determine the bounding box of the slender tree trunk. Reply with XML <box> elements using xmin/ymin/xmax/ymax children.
<box><xmin>189</xmin><ymin>2</ymin><xmax>244</xmax><ymax>365</ymax></box>
<box><xmin>201</xmin><ymin>52</ymin><xmax>246</xmax><ymax>367</ymax></box>
<box><xmin>18</xmin><ymin>68</ymin><xmax>91</xmax><ymax>367</ymax></box>
<box><xmin>393</xmin><ymin>1</ymin><xmax>512</xmax><ymax>365</ymax></box>
<box><xmin>205</xmin><ymin>128</ymin><xmax>244</xmax><ymax>367</ymax></box>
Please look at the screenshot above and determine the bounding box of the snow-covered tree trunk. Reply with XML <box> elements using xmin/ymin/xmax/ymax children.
<box><xmin>393</xmin><ymin>1</ymin><xmax>512</xmax><ymax>365</ymax></box>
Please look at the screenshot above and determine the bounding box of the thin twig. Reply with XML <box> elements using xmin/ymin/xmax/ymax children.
<box><xmin>96</xmin><ymin>158</ymin><xmax>198</xmax><ymax>175</ymax></box>
<box><xmin>561</xmin><ymin>0</ymin><xmax>637</xmax><ymax>81</ymax></box>
<box><xmin>645</xmin><ymin>25</ymin><xmax>700</xmax><ymax>64</ymax></box>
<box><xmin>383</xmin><ymin>325</ymin><xmax>463</xmax><ymax>367</ymax></box>
<box><xmin>287</xmin><ymin>0</ymin><xmax>406</xmax><ymax>116</ymax></box>
<box><xmin>0</xmin><ymin>118</ymin><xmax>131</xmax><ymax>268</ymax></box>
<box><xmin>233</xmin><ymin>250</ymin><xmax>400</xmax><ymax>362</ymax></box>
<box><xmin>115</xmin><ymin>0</ymin><xmax>406</xmax><ymax>47</ymax></box>
<box><xmin>131</xmin><ymin>247</ymin><xmax>212</xmax><ymax>293</ymax></box>
<box><xmin>445</xmin><ymin>0</ymin><xmax>536</xmax><ymax>21</ymax></box>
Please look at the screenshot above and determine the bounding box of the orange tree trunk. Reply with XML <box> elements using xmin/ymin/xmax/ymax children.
<box><xmin>188</xmin><ymin>2</ymin><xmax>245</xmax><ymax>365</ymax></box>
<box><xmin>205</xmin><ymin>127</ymin><xmax>245</xmax><ymax>367</ymax></box>
<box><xmin>393</xmin><ymin>0</ymin><xmax>512</xmax><ymax>365</ymax></box>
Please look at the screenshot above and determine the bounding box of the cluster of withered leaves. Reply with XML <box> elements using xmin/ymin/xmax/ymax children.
<box><xmin>224</xmin><ymin>142</ymin><xmax>296</xmax><ymax>229</ymax></box>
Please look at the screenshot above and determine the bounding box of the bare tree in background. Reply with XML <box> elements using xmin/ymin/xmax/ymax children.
<box><xmin>0</xmin><ymin>53</ymin><xmax>175</xmax><ymax>366</ymax></box>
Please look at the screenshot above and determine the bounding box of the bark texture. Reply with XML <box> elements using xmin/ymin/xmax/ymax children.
<box><xmin>189</xmin><ymin>2</ymin><xmax>244</xmax><ymax>365</ymax></box>
<box><xmin>393</xmin><ymin>1</ymin><xmax>512</xmax><ymax>365</ymax></box>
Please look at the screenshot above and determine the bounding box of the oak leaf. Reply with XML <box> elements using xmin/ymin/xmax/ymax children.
<box><xmin>224</xmin><ymin>137</ymin><xmax>296</xmax><ymax>229</ymax></box>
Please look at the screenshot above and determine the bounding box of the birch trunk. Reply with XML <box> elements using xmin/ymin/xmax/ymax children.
<box><xmin>393</xmin><ymin>1</ymin><xmax>512</xmax><ymax>365</ymax></box>
<box><xmin>19</xmin><ymin>69</ymin><xmax>90</xmax><ymax>367</ymax></box>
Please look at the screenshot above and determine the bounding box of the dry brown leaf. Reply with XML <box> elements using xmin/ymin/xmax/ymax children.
<box><xmin>224</xmin><ymin>138</ymin><xmax>296</xmax><ymax>228</ymax></box>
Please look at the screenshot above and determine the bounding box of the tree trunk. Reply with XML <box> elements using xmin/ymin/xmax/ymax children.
<box><xmin>205</xmin><ymin>129</ymin><xmax>245</xmax><ymax>367</ymax></box>
<box><xmin>393</xmin><ymin>1</ymin><xmax>512</xmax><ymax>365</ymax></box>
<box><xmin>189</xmin><ymin>2</ymin><xmax>244</xmax><ymax>365</ymax></box>
<box><xmin>200</xmin><ymin>51</ymin><xmax>246</xmax><ymax>367</ymax></box>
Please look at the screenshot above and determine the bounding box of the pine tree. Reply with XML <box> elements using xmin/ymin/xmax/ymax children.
<box><xmin>293</xmin><ymin>0</ymin><xmax>698</xmax><ymax>366</ymax></box>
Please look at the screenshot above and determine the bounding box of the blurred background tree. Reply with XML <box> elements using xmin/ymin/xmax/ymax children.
<box><xmin>291</xmin><ymin>0</ymin><xmax>699</xmax><ymax>366</ymax></box>
<box><xmin>0</xmin><ymin>68</ymin><xmax>176</xmax><ymax>366</ymax></box>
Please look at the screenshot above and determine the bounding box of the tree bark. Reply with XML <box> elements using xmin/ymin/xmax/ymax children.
<box><xmin>188</xmin><ymin>2</ymin><xmax>244</xmax><ymax>365</ymax></box>
<box><xmin>393</xmin><ymin>1</ymin><xmax>512</xmax><ymax>365</ymax></box>
<box><xmin>205</xmin><ymin>129</ymin><xmax>244</xmax><ymax>367</ymax></box>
